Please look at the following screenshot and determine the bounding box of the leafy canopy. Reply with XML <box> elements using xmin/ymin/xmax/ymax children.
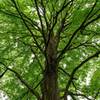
<box><xmin>0</xmin><ymin>0</ymin><xmax>100</xmax><ymax>100</ymax></box>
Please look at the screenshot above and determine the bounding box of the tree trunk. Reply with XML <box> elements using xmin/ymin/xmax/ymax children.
<box><xmin>41</xmin><ymin>36</ymin><xmax>59</xmax><ymax>100</ymax></box>
<box><xmin>42</xmin><ymin>65</ymin><xmax>59</xmax><ymax>100</ymax></box>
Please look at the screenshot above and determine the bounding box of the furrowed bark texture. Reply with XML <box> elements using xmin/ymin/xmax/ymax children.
<box><xmin>41</xmin><ymin>36</ymin><xmax>59</xmax><ymax>100</ymax></box>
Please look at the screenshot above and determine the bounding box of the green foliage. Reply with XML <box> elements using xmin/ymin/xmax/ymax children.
<box><xmin>0</xmin><ymin>0</ymin><xmax>100</xmax><ymax>100</ymax></box>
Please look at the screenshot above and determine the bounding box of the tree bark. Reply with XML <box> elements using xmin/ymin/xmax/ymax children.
<box><xmin>42</xmin><ymin>65</ymin><xmax>59</xmax><ymax>100</ymax></box>
<box><xmin>41</xmin><ymin>36</ymin><xmax>60</xmax><ymax>100</ymax></box>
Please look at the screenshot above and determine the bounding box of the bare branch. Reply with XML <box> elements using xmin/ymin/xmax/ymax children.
<box><xmin>64</xmin><ymin>51</ymin><xmax>100</xmax><ymax>98</ymax></box>
<box><xmin>21</xmin><ymin>12</ymin><xmax>41</xmax><ymax>31</ymax></box>
<box><xmin>16</xmin><ymin>39</ymin><xmax>44</xmax><ymax>71</ymax></box>
<box><xmin>33</xmin><ymin>0</ymin><xmax>46</xmax><ymax>45</ymax></box>
<box><xmin>0</xmin><ymin>69</ymin><xmax>8</xmax><ymax>78</ymax></box>
<box><xmin>57</xmin><ymin>0</ymin><xmax>99</xmax><ymax>60</ymax></box>
<box><xmin>56</xmin><ymin>0</ymin><xmax>74</xmax><ymax>18</ymax></box>
<box><xmin>34</xmin><ymin>78</ymin><xmax>44</xmax><ymax>90</ymax></box>
<box><xmin>0</xmin><ymin>9</ymin><xmax>40</xmax><ymax>31</ymax></box>
<box><xmin>8</xmin><ymin>68</ymin><xmax>41</xmax><ymax>99</ymax></box>
<box><xmin>0</xmin><ymin>61</ymin><xmax>41</xmax><ymax>99</ymax></box>
<box><xmin>58</xmin><ymin>67</ymin><xmax>77</xmax><ymax>80</ymax></box>
<box><xmin>69</xmin><ymin>91</ymin><xmax>93</xmax><ymax>100</ymax></box>
<box><xmin>50</xmin><ymin>0</ymin><xmax>73</xmax><ymax>33</ymax></box>
<box><xmin>84</xmin><ymin>14</ymin><xmax>100</xmax><ymax>27</ymax></box>
<box><xmin>46</xmin><ymin>0</ymin><xmax>74</xmax><ymax>50</ymax></box>
<box><xmin>40</xmin><ymin>0</ymin><xmax>48</xmax><ymax>30</ymax></box>
<box><xmin>11</xmin><ymin>0</ymin><xmax>44</xmax><ymax>55</ymax></box>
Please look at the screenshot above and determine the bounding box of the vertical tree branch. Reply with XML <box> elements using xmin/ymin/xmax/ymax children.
<box><xmin>33</xmin><ymin>0</ymin><xmax>47</xmax><ymax>45</ymax></box>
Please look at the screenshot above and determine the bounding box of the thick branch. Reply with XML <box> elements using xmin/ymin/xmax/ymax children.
<box><xmin>46</xmin><ymin>0</ymin><xmax>73</xmax><ymax>50</ymax></box>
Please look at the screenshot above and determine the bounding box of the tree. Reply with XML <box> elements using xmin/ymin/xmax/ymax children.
<box><xmin>0</xmin><ymin>0</ymin><xmax>100</xmax><ymax>100</ymax></box>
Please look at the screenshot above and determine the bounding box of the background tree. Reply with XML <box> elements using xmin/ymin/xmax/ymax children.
<box><xmin>0</xmin><ymin>0</ymin><xmax>100</xmax><ymax>100</ymax></box>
